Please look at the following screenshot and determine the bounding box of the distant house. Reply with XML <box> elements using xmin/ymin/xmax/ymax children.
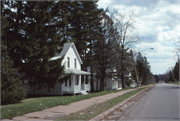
<box><xmin>104</xmin><ymin>77</ymin><xmax>122</xmax><ymax>90</ymax></box>
<box><xmin>24</xmin><ymin>42</ymin><xmax>91</xmax><ymax>95</ymax></box>
<box><xmin>105</xmin><ymin>69</ymin><xmax>122</xmax><ymax>90</ymax></box>
<box><xmin>125</xmin><ymin>73</ymin><xmax>137</xmax><ymax>88</ymax></box>
<box><xmin>93</xmin><ymin>69</ymin><xmax>122</xmax><ymax>91</ymax></box>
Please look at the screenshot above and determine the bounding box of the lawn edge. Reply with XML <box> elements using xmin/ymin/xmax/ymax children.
<box><xmin>90</xmin><ymin>85</ymin><xmax>155</xmax><ymax>121</ymax></box>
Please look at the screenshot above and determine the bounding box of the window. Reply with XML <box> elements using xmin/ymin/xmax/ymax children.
<box><xmin>67</xmin><ymin>57</ymin><xmax>70</xmax><ymax>67</ymax></box>
<box><xmin>74</xmin><ymin>58</ymin><xmax>76</xmax><ymax>68</ymax></box>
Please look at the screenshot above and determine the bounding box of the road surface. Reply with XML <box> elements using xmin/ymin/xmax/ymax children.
<box><xmin>121</xmin><ymin>83</ymin><xmax>180</xmax><ymax>121</ymax></box>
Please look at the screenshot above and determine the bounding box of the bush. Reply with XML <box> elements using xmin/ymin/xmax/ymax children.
<box><xmin>1</xmin><ymin>87</ymin><xmax>26</xmax><ymax>105</ymax></box>
<box><xmin>1</xmin><ymin>42</ymin><xmax>26</xmax><ymax>105</ymax></box>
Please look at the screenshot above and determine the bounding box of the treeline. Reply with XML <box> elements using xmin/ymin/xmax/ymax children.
<box><xmin>1</xmin><ymin>1</ymin><xmax>153</xmax><ymax>104</ymax></box>
<box><xmin>135</xmin><ymin>52</ymin><xmax>154</xmax><ymax>85</ymax></box>
<box><xmin>165</xmin><ymin>60</ymin><xmax>179</xmax><ymax>82</ymax></box>
<box><xmin>155</xmin><ymin>60</ymin><xmax>179</xmax><ymax>83</ymax></box>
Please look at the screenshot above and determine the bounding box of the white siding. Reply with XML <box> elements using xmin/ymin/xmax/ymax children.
<box><xmin>62</xmin><ymin>45</ymin><xmax>81</xmax><ymax>70</ymax></box>
<box><xmin>93</xmin><ymin>80</ymin><xmax>101</xmax><ymax>91</ymax></box>
<box><xmin>24</xmin><ymin>83</ymin><xmax>63</xmax><ymax>95</ymax></box>
<box><xmin>105</xmin><ymin>78</ymin><xmax>113</xmax><ymax>90</ymax></box>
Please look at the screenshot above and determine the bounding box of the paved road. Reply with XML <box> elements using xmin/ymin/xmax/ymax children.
<box><xmin>121</xmin><ymin>83</ymin><xmax>180</xmax><ymax>121</ymax></box>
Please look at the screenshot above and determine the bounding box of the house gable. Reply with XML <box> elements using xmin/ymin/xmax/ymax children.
<box><xmin>57</xmin><ymin>42</ymin><xmax>82</xmax><ymax>70</ymax></box>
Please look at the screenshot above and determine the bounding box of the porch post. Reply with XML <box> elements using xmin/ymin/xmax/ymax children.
<box><xmin>67</xmin><ymin>80</ymin><xmax>69</xmax><ymax>86</ymax></box>
<box><xmin>79</xmin><ymin>75</ymin><xmax>81</xmax><ymax>85</ymax></box>
<box><xmin>84</xmin><ymin>75</ymin><xmax>86</xmax><ymax>89</ymax></box>
<box><xmin>88</xmin><ymin>75</ymin><xmax>90</xmax><ymax>91</ymax></box>
<box><xmin>72</xmin><ymin>75</ymin><xmax>75</xmax><ymax>88</ymax></box>
<box><xmin>88</xmin><ymin>75</ymin><xmax>90</xmax><ymax>84</ymax></box>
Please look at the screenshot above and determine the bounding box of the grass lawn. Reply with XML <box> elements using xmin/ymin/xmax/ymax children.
<box><xmin>1</xmin><ymin>84</ymin><xmax>153</xmax><ymax>120</ymax></box>
<box><xmin>1</xmin><ymin>87</ymin><xmax>140</xmax><ymax>119</ymax></box>
<box><xmin>171</xmin><ymin>81</ymin><xmax>180</xmax><ymax>85</ymax></box>
<box><xmin>56</xmin><ymin>87</ymin><xmax>149</xmax><ymax>121</ymax></box>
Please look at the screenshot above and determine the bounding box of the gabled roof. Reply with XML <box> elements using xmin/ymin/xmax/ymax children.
<box><xmin>65</xmin><ymin>69</ymin><xmax>91</xmax><ymax>75</ymax></box>
<box><xmin>50</xmin><ymin>42</ymin><xmax>83</xmax><ymax>64</ymax></box>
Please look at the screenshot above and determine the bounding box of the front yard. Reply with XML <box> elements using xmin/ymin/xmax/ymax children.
<box><xmin>57</xmin><ymin>87</ymin><xmax>149</xmax><ymax>120</ymax></box>
<box><xmin>1</xmin><ymin>88</ymin><xmax>132</xmax><ymax>119</ymax></box>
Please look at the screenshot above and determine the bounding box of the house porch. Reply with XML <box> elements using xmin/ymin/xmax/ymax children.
<box><xmin>62</xmin><ymin>69</ymin><xmax>91</xmax><ymax>95</ymax></box>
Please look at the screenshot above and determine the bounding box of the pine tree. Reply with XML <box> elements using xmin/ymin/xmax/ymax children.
<box><xmin>92</xmin><ymin>8</ymin><xmax>121</xmax><ymax>91</ymax></box>
<box><xmin>173</xmin><ymin>60</ymin><xmax>179</xmax><ymax>81</ymax></box>
<box><xmin>168</xmin><ymin>71</ymin><xmax>174</xmax><ymax>82</ymax></box>
<box><xmin>136</xmin><ymin>52</ymin><xmax>153</xmax><ymax>85</ymax></box>
<box><xmin>2</xmin><ymin>1</ymin><xmax>71</xmax><ymax>91</ymax></box>
<box><xmin>1</xmin><ymin>13</ymin><xmax>26</xmax><ymax>104</ymax></box>
<box><xmin>67</xmin><ymin>1</ymin><xmax>103</xmax><ymax>91</ymax></box>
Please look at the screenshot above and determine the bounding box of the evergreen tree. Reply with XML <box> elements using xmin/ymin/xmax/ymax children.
<box><xmin>2</xmin><ymin>1</ymin><xmax>71</xmax><ymax>91</ymax></box>
<box><xmin>168</xmin><ymin>71</ymin><xmax>174</xmax><ymax>82</ymax></box>
<box><xmin>1</xmin><ymin>13</ymin><xmax>26</xmax><ymax>104</ymax></box>
<box><xmin>154</xmin><ymin>75</ymin><xmax>159</xmax><ymax>83</ymax></box>
<box><xmin>93</xmin><ymin>9</ymin><xmax>119</xmax><ymax>91</ymax></box>
<box><xmin>173</xmin><ymin>60</ymin><xmax>179</xmax><ymax>81</ymax></box>
<box><xmin>136</xmin><ymin>52</ymin><xmax>153</xmax><ymax>85</ymax></box>
<box><xmin>67</xmin><ymin>1</ymin><xmax>103</xmax><ymax>91</ymax></box>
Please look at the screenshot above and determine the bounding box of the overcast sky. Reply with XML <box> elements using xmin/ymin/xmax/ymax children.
<box><xmin>97</xmin><ymin>0</ymin><xmax>180</xmax><ymax>75</ymax></box>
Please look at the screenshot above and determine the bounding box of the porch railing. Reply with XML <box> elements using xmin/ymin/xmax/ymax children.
<box><xmin>85</xmin><ymin>84</ymin><xmax>90</xmax><ymax>91</ymax></box>
<box><xmin>63</xmin><ymin>86</ymin><xmax>70</xmax><ymax>91</ymax></box>
<box><xmin>74</xmin><ymin>85</ymin><xmax>80</xmax><ymax>91</ymax></box>
<box><xmin>63</xmin><ymin>85</ymin><xmax>80</xmax><ymax>92</ymax></box>
<box><xmin>81</xmin><ymin>84</ymin><xmax>84</xmax><ymax>90</ymax></box>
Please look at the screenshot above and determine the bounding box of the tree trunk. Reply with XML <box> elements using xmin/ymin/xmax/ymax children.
<box><xmin>121</xmin><ymin>73</ymin><xmax>125</xmax><ymax>88</ymax></box>
<box><xmin>121</xmin><ymin>45</ymin><xmax>125</xmax><ymax>89</ymax></box>
<box><xmin>91</xmin><ymin>80</ymin><xmax>94</xmax><ymax>92</ymax></box>
<box><xmin>96</xmin><ymin>80</ymin><xmax>98</xmax><ymax>91</ymax></box>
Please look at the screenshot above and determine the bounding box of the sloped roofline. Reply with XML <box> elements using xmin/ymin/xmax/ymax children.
<box><xmin>61</xmin><ymin>42</ymin><xmax>83</xmax><ymax>64</ymax></box>
<box><xmin>50</xmin><ymin>42</ymin><xmax>83</xmax><ymax>64</ymax></box>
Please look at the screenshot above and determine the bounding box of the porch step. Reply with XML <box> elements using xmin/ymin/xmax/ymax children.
<box><xmin>80</xmin><ymin>90</ymin><xmax>88</xmax><ymax>95</ymax></box>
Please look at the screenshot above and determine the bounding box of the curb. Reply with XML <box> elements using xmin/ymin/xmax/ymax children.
<box><xmin>90</xmin><ymin>85</ymin><xmax>155</xmax><ymax>121</ymax></box>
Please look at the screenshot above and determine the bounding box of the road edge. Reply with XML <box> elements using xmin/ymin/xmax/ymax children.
<box><xmin>90</xmin><ymin>85</ymin><xmax>156</xmax><ymax>121</ymax></box>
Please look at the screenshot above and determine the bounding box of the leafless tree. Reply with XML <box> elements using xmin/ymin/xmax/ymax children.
<box><xmin>110</xmin><ymin>9</ymin><xmax>141</xmax><ymax>88</ymax></box>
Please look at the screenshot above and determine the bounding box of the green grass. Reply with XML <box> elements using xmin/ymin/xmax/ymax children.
<box><xmin>57</xmin><ymin>87</ymin><xmax>149</xmax><ymax>121</ymax></box>
<box><xmin>171</xmin><ymin>81</ymin><xmax>180</xmax><ymax>85</ymax></box>
<box><xmin>1</xmin><ymin>87</ymin><xmax>139</xmax><ymax>119</ymax></box>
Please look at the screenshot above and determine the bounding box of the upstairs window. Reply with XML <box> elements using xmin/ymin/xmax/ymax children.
<box><xmin>67</xmin><ymin>57</ymin><xmax>70</xmax><ymax>68</ymax></box>
<box><xmin>75</xmin><ymin>58</ymin><xmax>76</xmax><ymax>68</ymax></box>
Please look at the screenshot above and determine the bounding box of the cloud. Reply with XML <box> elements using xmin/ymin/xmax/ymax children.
<box><xmin>134</xmin><ymin>41</ymin><xmax>177</xmax><ymax>74</ymax></box>
<box><xmin>148</xmin><ymin>59</ymin><xmax>175</xmax><ymax>74</ymax></box>
<box><xmin>97</xmin><ymin>0</ymin><xmax>180</xmax><ymax>74</ymax></box>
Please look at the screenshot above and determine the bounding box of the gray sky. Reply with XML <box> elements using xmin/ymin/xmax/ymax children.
<box><xmin>97</xmin><ymin>0</ymin><xmax>180</xmax><ymax>74</ymax></box>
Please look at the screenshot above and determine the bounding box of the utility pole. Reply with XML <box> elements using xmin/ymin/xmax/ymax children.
<box><xmin>130</xmin><ymin>50</ymin><xmax>139</xmax><ymax>86</ymax></box>
<box><xmin>176</xmin><ymin>52</ymin><xmax>180</xmax><ymax>82</ymax></box>
<box><xmin>179</xmin><ymin>57</ymin><xmax>180</xmax><ymax>82</ymax></box>
<box><xmin>130</xmin><ymin>48</ymin><xmax>153</xmax><ymax>86</ymax></box>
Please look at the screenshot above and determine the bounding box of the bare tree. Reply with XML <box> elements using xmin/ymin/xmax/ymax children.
<box><xmin>110</xmin><ymin>9</ymin><xmax>141</xmax><ymax>88</ymax></box>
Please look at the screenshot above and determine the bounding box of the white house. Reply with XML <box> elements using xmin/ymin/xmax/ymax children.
<box><xmin>93</xmin><ymin>69</ymin><xmax>122</xmax><ymax>91</ymax></box>
<box><xmin>125</xmin><ymin>73</ymin><xmax>137</xmax><ymax>88</ymax></box>
<box><xmin>93</xmin><ymin>72</ymin><xmax>138</xmax><ymax>91</ymax></box>
<box><xmin>25</xmin><ymin>42</ymin><xmax>91</xmax><ymax>95</ymax></box>
<box><xmin>105</xmin><ymin>77</ymin><xmax>122</xmax><ymax>90</ymax></box>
